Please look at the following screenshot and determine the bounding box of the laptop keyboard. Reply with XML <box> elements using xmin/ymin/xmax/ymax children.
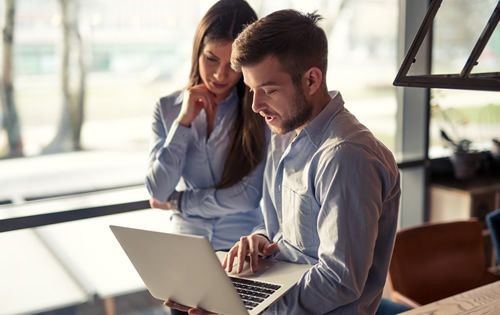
<box><xmin>230</xmin><ymin>277</ymin><xmax>281</xmax><ymax>310</ymax></box>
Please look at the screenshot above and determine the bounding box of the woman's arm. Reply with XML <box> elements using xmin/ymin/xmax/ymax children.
<box><xmin>145</xmin><ymin>96</ymin><xmax>193</xmax><ymax>202</ymax></box>
<box><xmin>180</xmin><ymin>157</ymin><xmax>266</xmax><ymax>218</ymax></box>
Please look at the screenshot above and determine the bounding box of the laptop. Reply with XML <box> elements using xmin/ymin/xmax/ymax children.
<box><xmin>110</xmin><ymin>225</ymin><xmax>310</xmax><ymax>315</ymax></box>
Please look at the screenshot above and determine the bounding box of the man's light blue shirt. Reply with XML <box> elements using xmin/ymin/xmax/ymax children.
<box><xmin>146</xmin><ymin>89</ymin><xmax>264</xmax><ymax>250</ymax></box>
<box><xmin>256</xmin><ymin>91</ymin><xmax>401</xmax><ymax>314</ymax></box>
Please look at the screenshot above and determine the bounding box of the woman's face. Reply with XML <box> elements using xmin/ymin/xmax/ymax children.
<box><xmin>198</xmin><ymin>40</ymin><xmax>241</xmax><ymax>101</ymax></box>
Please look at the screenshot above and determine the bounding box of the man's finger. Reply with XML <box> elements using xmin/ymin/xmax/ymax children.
<box><xmin>188</xmin><ymin>308</ymin><xmax>217</xmax><ymax>315</ymax></box>
<box><xmin>225</xmin><ymin>245</ymin><xmax>237</xmax><ymax>273</ymax></box>
<box><xmin>222</xmin><ymin>252</ymin><xmax>228</xmax><ymax>269</ymax></box>
<box><xmin>248</xmin><ymin>237</ymin><xmax>259</xmax><ymax>273</ymax></box>
<box><xmin>237</xmin><ymin>237</ymin><xmax>249</xmax><ymax>273</ymax></box>
<box><xmin>165</xmin><ymin>299</ymin><xmax>190</xmax><ymax>312</ymax></box>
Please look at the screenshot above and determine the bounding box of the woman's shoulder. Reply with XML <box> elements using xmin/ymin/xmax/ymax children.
<box><xmin>157</xmin><ymin>89</ymin><xmax>184</xmax><ymax>108</ymax></box>
<box><xmin>153</xmin><ymin>89</ymin><xmax>184</xmax><ymax>124</ymax></box>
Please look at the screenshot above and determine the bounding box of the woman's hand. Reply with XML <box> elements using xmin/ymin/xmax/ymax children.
<box><xmin>149</xmin><ymin>198</ymin><xmax>172</xmax><ymax>210</ymax></box>
<box><xmin>177</xmin><ymin>84</ymin><xmax>216</xmax><ymax>127</ymax></box>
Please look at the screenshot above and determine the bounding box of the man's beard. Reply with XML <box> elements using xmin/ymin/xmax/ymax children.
<box><xmin>280</xmin><ymin>86</ymin><xmax>313</xmax><ymax>134</ymax></box>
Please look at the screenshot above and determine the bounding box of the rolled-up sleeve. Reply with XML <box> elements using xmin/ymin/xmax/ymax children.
<box><xmin>145</xmin><ymin>99</ymin><xmax>193</xmax><ymax>202</ymax></box>
<box><xmin>180</xmin><ymin>158</ymin><xmax>265</xmax><ymax>218</ymax></box>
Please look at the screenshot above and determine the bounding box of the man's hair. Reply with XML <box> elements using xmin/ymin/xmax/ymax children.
<box><xmin>232</xmin><ymin>9</ymin><xmax>328</xmax><ymax>85</ymax></box>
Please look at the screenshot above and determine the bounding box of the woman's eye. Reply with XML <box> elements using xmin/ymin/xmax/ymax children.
<box><xmin>206</xmin><ymin>55</ymin><xmax>218</xmax><ymax>63</ymax></box>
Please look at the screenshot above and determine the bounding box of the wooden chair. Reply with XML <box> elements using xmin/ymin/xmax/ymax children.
<box><xmin>388</xmin><ymin>220</ymin><xmax>500</xmax><ymax>307</ymax></box>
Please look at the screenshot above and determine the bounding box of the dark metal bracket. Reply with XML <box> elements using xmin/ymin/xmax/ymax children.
<box><xmin>394</xmin><ymin>0</ymin><xmax>500</xmax><ymax>91</ymax></box>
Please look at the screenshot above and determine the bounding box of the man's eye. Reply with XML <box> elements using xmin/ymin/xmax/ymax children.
<box><xmin>264</xmin><ymin>89</ymin><xmax>277</xmax><ymax>96</ymax></box>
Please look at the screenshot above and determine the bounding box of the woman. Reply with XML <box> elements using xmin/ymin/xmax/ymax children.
<box><xmin>145</xmin><ymin>0</ymin><xmax>266</xmax><ymax>252</ymax></box>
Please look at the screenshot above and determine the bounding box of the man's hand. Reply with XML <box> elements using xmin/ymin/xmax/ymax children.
<box><xmin>223</xmin><ymin>233</ymin><xmax>279</xmax><ymax>273</ymax></box>
<box><xmin>165</xmin><ymin>300</ymin><xmax>216</xmax><ymax>315</ymax></box>
<box><xmin>149</xmin><ymin>198</ymin><xmax>172</xmax><ymax>210</ymax></box>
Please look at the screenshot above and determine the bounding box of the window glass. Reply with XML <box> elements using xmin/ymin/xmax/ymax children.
<box><xmin>430</xmin><ymin>89</ymin><xmax>500</xmax><ymax>158</ymax></box>
<box><xmin>432</xmin><ymin>0</ymin><xmax>498</xmax><ymax>75</ymax></box>
<box><xmin>325</xmin><ymin>0</ymin><xmax>398</xmax><ymax>151</ymax></box>
<box><xmin>429</xmin><ymin>0</ymin><xmax>500</xmax><ymax>157</ymax></box>
<box><xmin>1</xmin><ymin>0</ymin><xmax>398</xmax><ymax>202</ymax></box>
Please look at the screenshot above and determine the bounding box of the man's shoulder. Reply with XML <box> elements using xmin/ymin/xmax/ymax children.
<box><xmin>315</xmin><ymin>133</ymin><xmax>396</xmax><ymax>169</ymax></box>
<box><xmin>321</xmin><ymin>109</ymin><xmax>393</xmax><ymax>157</ymax></box>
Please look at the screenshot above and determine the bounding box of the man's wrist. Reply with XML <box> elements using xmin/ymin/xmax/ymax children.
<box><xmin>252</xmin><ymin>232</ymin><xmax>271</xmax><ymax>243</ymax></box>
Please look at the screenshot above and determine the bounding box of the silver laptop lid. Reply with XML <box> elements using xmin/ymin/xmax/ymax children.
<box><xmin>110</xmin><ymin>225</ymin><xmax>309</xmax><ymax>315</ymax></box>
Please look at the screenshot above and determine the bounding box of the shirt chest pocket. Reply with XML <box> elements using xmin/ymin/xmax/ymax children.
<box><xmin>281</xmin><ymin>185</ymin><xmax>317</xmax><ymax>251</ymax></box>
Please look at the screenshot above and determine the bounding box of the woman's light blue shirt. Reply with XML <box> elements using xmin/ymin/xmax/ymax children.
<box><xmin>146</xmin><ymin>89</ymin><xmax>264</xmax><ymax>250</ymax></box>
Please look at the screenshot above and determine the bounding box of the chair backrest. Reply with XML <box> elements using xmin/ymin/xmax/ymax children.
<box><xmin>389</xmin><ymin>220</ymin><xmax>498</xmax><ymax>305</ymax></box>
<box><xmin>486</xmin><ymin>208</ymin><xmax>500</xmax><ymax>265</ymax></box>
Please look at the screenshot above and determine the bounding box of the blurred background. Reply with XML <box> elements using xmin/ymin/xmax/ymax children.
<box><xmin>0</xmin><ymin>0</ymin><xmax>498</xmax><ymax>314</ymax></box>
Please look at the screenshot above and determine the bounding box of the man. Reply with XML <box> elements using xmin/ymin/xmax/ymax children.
<box><xmin>169</xmin><ymin>9</ymin><xmax>400</xmax><ymax>315</ymax></box>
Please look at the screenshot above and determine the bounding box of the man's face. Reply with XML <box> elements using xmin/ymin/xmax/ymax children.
<box><xmin>242</xmin><ymin>55</ymin><xmax>312</xmax><ymax>134</ymax></box>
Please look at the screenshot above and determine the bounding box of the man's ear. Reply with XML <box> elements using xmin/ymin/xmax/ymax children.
<box><xmin>303</xmin><ymin>67</ymin><xmax>323</xmax><ymax>96</ymax></box>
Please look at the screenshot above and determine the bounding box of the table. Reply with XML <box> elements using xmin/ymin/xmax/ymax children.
<box><xmin>401</xmin><ymin>280</ymin><xmax>500</xmax><ymax>315</ymax></box>
<box><xmin>0</xmin><ymin>208</ymin><xmax>172</xmax><ymax>314</ymax></box>
<box><xmin>0</xmin><ymin>186</ymin><xmax>171</xmax><ymax>314</ymax></box>
<box><xmin>429</xmin><ymin>177</ymin><xmax>500</xmax><ymax>224</ymax></box>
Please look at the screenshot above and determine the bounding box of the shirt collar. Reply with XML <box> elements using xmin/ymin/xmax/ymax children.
<box><xmin>174</xmin><ymin>90</ymin><xmax>184</xmax><ymax>105</ymax></box>
<box><xmin>299</xmin><ymin>91</ymin><xmax>344</xmax><ymax>147</ymax></box>
<box><xmin>218</xmin><ymin>88</ymin><xmax>238</xmax><ymax>110</ymax></box>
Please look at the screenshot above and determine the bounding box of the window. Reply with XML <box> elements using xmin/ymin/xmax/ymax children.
<box><xmin>429</xmin><ymin>0</ymin><xmax>499</xmax><ymax>157</ymax></box>
<box><xmin>1</xmin><ymin>0</ymin><xmax>399</xmax><ymax>202</ymax></box>
<box><xmin>0</xmin><ymin>1</ymin><xmax>400</xmax><ymax>314</ymax></box>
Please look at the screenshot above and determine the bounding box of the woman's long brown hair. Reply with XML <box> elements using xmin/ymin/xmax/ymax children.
<box><xmin>187</xmin><ymin>0</ymin><xmax>266</xmax><ymax>189</ymax></box>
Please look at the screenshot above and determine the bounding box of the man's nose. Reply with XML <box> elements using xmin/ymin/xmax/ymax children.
<box><xmin>251</xmin><ymin>92</ymin><xmax>263</xmax><ymax>113</ymax></box>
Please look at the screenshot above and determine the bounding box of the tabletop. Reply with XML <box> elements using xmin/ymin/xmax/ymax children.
<box><xmin>401</xmin><ymin>280</ymin><xmax>500</xmax><ymax>315</ymax></box>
